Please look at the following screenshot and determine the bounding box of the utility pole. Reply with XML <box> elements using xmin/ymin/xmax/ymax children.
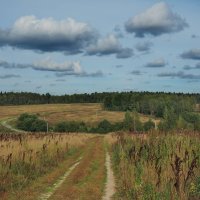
<box><xmin>133</xmin><ymin>110</ymin><xmax>136</xmax><ymax>132</ymax></box>
<box><xmin>44</xmin><ymin>116</ymin><xmax>49</xmax><ymax>133</ymax></box>
<box><xmin>47</xmin><ymin>121</ymin><xmax>49</xmax><ymax>133</ymax></box>
<box><xmin>154</xmin><ymin>120</ymin><xmax>157</xmax><ymax>130</ymax></box>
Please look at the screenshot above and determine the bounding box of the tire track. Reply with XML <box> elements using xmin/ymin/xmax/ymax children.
<box><xmin>102</xmin><ymin>152</ymin><xmax>115</xmax><ymax>200</ymax></box>
<box><xmin>38</xmin><ymin>157</ymin><xmax>82</xmax><ymax>200</ymax></box>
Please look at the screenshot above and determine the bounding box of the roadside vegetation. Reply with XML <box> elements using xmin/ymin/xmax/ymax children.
<box><xmin>0</xmin><ymin>133</ymin><xmax>93</xmax><ymax>199</ymax></box>
<box><xmin>111</xmin><ymin>132</ymin><xmax>200</xmax><ymax>200</ymax></box>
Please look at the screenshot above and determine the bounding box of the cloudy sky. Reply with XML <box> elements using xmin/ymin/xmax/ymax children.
<box><xmin>0</xmin><ymin>0</ymin><xmax>200</xmax><ymax>94</ymax></box>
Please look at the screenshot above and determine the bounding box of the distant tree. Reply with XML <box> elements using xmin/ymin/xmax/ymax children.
<box><xmin>97</xmin><ymin>120</ymin><xmax>112</xmax><ymax>133</ymax></box>
<box><xmin>143</xmin><ymin>119</ymin><xmax>155</xmax><ymax>131</ymax></box>
<box><xmin>123</xmin><ymin>111</ymin><xmax>134</xmax><ymax>131</ymax></box>
<box><xmin>45</xmin><ymin>93</ymin><xmax>51</xmax><ymax>104</ymax></box>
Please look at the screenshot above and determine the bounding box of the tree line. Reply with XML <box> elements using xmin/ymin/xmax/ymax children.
<box><xmin>0</xmin><ymin>91</ymin><xmax>200</xmax><ymax>112</ymax></box>
<box><xmin>2</xmin><ymin>91</ymin><xmax>200</xmax><ymax>132</ymax></box>
<box><xmin>16</xmin><ymin>112</ymin><xmax>155</xmax><ymax>133</ymax></box>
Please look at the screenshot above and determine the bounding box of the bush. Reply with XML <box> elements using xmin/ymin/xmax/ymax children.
<box><xmin>96</xmin><ymin>120</ymin><xmax>112</xmax><ymax>133</ymax></box>
<box><xmin>143</xmin><ymin>119</ymin><xmax>155</xmax><ymax>131</ymax></box>
<box><xmin>54</xmin><ymin>121</ymin><xmax>87</xmax><ymax>132</ymax></box>
<box><xmin>17</xmin><ymin>113</ymin><xmax>47</xmax><ymax>132</ymax></box>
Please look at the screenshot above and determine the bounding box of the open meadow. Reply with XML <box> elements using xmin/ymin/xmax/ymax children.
<box><xmin>0</xmin><ymin>103</ymin><xmax>199</xmax><ymax>200</ymax></box>
<box><xmin>0</xmin><ymin>103</ymin><xmax>159</xmax><ymax>126</ymax></box>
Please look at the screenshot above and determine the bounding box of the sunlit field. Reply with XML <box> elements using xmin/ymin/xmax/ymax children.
<box><xmin>0</xmin><ymin>103</ymin><xmax>159</xmax><ymax>126</ymax></box>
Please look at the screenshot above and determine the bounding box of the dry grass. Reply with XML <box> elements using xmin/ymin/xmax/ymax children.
<box><xmin>0</xmin><ymin>133</ymin><xmax>94</xmax><ymax>162</ymax></box>
<box><xmin>0</xmin><ymin>132</ymin><xmax>95</xmax><ymax>199</ymax></box>
<box><xmin>0</xmin><ymin>103</ymin><xmax>159</xmax><ymax>126</ymax></box>
<box><xmin>111</xmin><ymin>132</ymin><xmax>200</xmax><ymax>200</ymax></box>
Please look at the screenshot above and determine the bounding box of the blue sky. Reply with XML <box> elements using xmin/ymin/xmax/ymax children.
<box><xmin>0</xmin><ymin>0</ymin><xmax>200</xmax><ymax>94</ymax></box>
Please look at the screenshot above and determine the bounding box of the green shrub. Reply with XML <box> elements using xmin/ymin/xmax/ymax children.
<box><xmin>54</xmin><ymin>121</ymin><xmax>87</xmax><ymax>132</ymax></box>
<box><xmin>96</xmin><ymin>119</ymin><xmax>112</xmax><ymax>133</ymax></box>
<box><xmin>143</xmin><ymin>119</ymin><xmax>155</xmax><ymax>131</ymax></box>
<box><xmin>17</xmin><ymin>113</ymin><xmax>47</xmax><ymax>132</ymax></box>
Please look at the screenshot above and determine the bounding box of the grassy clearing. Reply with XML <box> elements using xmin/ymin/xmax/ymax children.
<box><xmin>110</xmin><ymin>132</ymin><xmax>200</xmax><ymax>200</ymax></box>
<box><xmin>0</xmin><ymin>103</ymin><xmax>158</xmax><ymax>127</ymax></box>
<box><xmin>49</xmin><ymin>136</ymin><xmax>106</xmax><ymax>200</ymax></box>
<box><xmin>0</xmin><ymin>133</ymin><xmax>94</xmax><ymax>199</ymax></box>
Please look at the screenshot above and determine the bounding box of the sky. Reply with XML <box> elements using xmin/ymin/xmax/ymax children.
<box><xmin>0</xmin><ymin>0</ymin><xmax>200</xmax><ymax>95</ymax></box>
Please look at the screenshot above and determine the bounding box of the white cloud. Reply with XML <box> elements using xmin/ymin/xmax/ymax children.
<box><xmin>135</xmin><ymin>41</ymin><xmax>153</xmax><ymax>52</ymax></box>
<box><xmin>125</xmin><ymin>2</ymin><xmax>188</xmax><ymax>37</ymax></box>
<box><xmin>86</xmin><ymin>34</ymin><xmax>121</xmax><ymax>55</ymax></box>
<box><xmin>0</xmin><ymin>16</ymin><xmax>96</xmax><ymax>54</ymax></box>
<box><xmin>33</xmin><ymin>57</ymin><xmax>83</xmax><ymax>74</ymax></box>
<box><xmin>0</xmin><ymin>58</ymin><xmax>104</xmax><ymax>77</ymax></box>
<box><xmin>86</xmin><ymin>34</ymin><xmax>133</xmax><ymax>58</ymax></box>
<box><xmin>181</xmin><ymin>49</ymin><xmax>200</xmax><ymax>60</ymax></box>
<box><xmin>145</xmin><ymin>58</ymin><xmax>166</xmax><ymax>68</ymax></box>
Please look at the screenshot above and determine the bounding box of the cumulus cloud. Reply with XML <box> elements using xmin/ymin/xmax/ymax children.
<box><xmin>36</xmin><ymin>86</ymin><xmax>42</xmax><ymax>89</ymax></box>
<box><xmin>55</xmin><ymin>79</ymin><xmax>66</xmax><ymax>82</ymax></box>
<box><xmin>0</xmin><ymin>60</ymin><xmax>27</xmax><ymax>69</ymax></box>
<box><xmin>0</xmin><ymin>58</ymin><xmax>104</xmax><ymax>78</ymax></box>
<box><xmin>116</xmin><ymin>48</ymin><xmax>133</xmax><ymax>59</ymax></box>
<box><xmin>0</xmin><ymin>74</ymin><xmax>21</xmax><ymax>79</ymax></box>
<box><xmin>145</xmin><ymin>58</ymin><xmax>166</xmax><ymax>68</ymax></box>
<box><xmin>0</xmin><ymin>15</ymin><xmax>97</xmax><ymax>54</ymax></box>
<box><xmin>33</xmin><ymin>58</ymin><xmax>83</xmax><ymax>74</ymax></box>
<box><xmin>131</xmin><ymin>70</ymin><xmax>142</xmax><ymax>75</ymax></box>
<box><xmin>86</xmin><ymin>34</ymin><xmax>133</xmax><ymax>58</ymax></box>
<box><xmin>196</xmin><ymin>63</ymin><xmax>200</xmax><ymax>69</ymax></box>
<box><xmin>125</xmin><ymin>2</ymin><xmax>188</xmax><ymax>37</ymax></box>
<box><xmin>158</xmin><ymin>71</ymin><xmax>200</xmax><ymax>80</ymax></box>
<box><xmin>0</xmin><ymin>16</ymin><xmax>133</xmax><ymax>59</ymax></box>
<box><xmin>191</xmin><ymin>34</ymin><xmax>199</xmax><ymax>39</ymax></box>
<box><xmin>115</xmin><ymin>65</ymin><xmax>123</xmax><ymax>68</ymax></box>
<box><xmin>183</xmin><ymin>63</ymin><xmax>200</xmax><ymax>70</ymax></box>
<box><xmin>79</xmin><ymin>70</ymin><xmax>104</xmax><ymax>77</ymax></box>
<box><xmin>0</xmin><ymin>58</ymin><xmax>83</xmax><ymax>74</ymax></box>
<box><xmin>113</xmin><ymin>25</ymin><xmax>124</xmax><ymax>38</ymax></box>
<box><xmin>181</xmin><ymin>49</ymin><xmax>200</xmax><ymax>60</ymax></box>
<box><xmin>135</xmin><ymin>41</ymin><xmax>153</xmax><ymax>52</ymax></box>
<box><xmin>56</xmin><ymin>70</ymin><xmax>104</xmax><ymax>78</ymax></box>
<box><xmin>183</xmin><ymin>65</ymin><xmax>193</xmax><ymax>70</ymax></box>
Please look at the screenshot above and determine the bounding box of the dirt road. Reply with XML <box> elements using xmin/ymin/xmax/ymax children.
<box><xmin>0</xmin><ymin>118</ymin><xmax>26</xmax><ymax>132</ymax></box>
<box><xmin>4</xmin><ymin>136</ymin><xmax>116</xmax><ymax>200</ymax></box>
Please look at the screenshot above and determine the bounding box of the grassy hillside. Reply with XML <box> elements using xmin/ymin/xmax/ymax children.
<box><xmin>0</xmin><ymin>103</ymin><xmax>159</xmax><ymax>126</ymax></box>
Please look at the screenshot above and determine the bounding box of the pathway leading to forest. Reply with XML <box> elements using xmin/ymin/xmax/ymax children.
<box><xmin>1</xmin><ymin>130</ymin><xmax>116</xmax><ymax>200</ymax></box>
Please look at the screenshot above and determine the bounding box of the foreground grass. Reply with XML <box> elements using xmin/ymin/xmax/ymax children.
<box><xmin>7</xmin><ymin>148</ymin><xmax>82</xmax><ymax>200</ymax></box>
<box><xmin>0</xmin><ymin>133</ymin><xmax>93</xmax><ymax>199</ymax></box>
<box><xmin>111</xmin><ymin>132</ymin><xmax>200</xmax><ymax>200</ymax></box>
